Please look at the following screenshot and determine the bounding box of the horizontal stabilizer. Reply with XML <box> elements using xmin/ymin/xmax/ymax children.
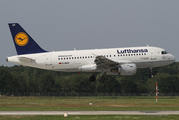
<box><xmin>18</xmin><ymin>57</ymin><xmax>35</xmax><ymax>62</ymax></box>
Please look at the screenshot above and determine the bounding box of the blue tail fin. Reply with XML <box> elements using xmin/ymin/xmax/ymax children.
<box><xmin>8</xmin><ymin>23</ymin><xmax>47</xmax><ymax>55</ymax></box>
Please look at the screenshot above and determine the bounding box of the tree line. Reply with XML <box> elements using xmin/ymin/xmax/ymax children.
<box><xmin>0</xmin><ymin>62</ymin><xmax>179</xmax><ymax>93</ymax></box>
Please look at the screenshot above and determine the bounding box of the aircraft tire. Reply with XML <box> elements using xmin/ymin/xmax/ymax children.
<box><xmin>98</xmin><ymin>76</ymin><xmax>105</xmax><ymax>82</ymax></box>
<box><xmin>89</xmin><ymin>75</ymin><xmax>96</xmax><ymax>82</ymax></box>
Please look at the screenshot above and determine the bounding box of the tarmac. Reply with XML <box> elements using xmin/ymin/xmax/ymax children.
<box><xmin>0</xmin><ymin>111</ymin><xmax>179</xmax><ymax>115</ymax></box>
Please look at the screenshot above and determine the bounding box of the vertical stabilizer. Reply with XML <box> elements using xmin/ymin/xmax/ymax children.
<box><xmin>8</xmin><ymin>23</ymin><xmax>47</xmax><ymax>55</ymax></box>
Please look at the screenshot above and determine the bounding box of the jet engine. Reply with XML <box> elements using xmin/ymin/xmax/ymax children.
<box><xmin>111</xmin><ymin>63</ymin><xmax>137</xmax><ymax>75</ymax></box>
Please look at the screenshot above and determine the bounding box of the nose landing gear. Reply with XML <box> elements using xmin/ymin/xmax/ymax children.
<box><xmin>149</xmin><ymin>67</ymin><xmax>154</xmax><ymax>78</ymax></box>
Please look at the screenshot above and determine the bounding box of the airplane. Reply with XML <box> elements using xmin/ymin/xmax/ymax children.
<box><xmin>7</xmin><ymin>23</ymin><xmax>176</xmax><ymax>82</ymax></box>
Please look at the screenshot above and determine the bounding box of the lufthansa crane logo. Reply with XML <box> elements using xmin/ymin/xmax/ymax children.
<box><xmin>15</xmin><ymin>32</ymin><xmax>29</xmax><ymax>46</ymax></box>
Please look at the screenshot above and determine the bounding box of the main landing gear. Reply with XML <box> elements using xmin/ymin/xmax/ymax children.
<box><xmin>89</xmin><ymin>74</ymin><xmax>105</xmax><ymax>82</ymax></box>
<box><xmin>98</xmin><ymin>75</ymin><xmax>105</xmax><ymax>82</ymax></box>
<box><xmin>89</xmin><ymin>74</ymin><xmax>96</xmax><ymax>82</ymax></box>
<box><xmin>149</xmin><ymin>67</ymin><xmax>154</xmax><ymax>78</ymax></box>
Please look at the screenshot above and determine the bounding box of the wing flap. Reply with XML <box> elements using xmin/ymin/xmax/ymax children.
<box><xmin>94</xmin><ymin>55</ymin><xmax>118</xmax><ymax>69</ymax></box>
<box><xmin>94</xmin><ymin>55</ymin><xmax>132</xmax><ymax>70</ymax></box>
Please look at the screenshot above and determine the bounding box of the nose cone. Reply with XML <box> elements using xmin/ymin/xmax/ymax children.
<box><xmin>168</xmin><ymin>54</ymin><xmax>176</xmax><ymax>63</ymax></box>
<box><xmin>171</xmin><ymin>54</ymin><xmax>176</xmax><ymax>61</ymax></box>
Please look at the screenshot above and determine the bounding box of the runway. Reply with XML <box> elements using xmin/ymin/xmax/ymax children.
<box><xmin>0</xmin><ymin>111</ymin><xmax>179</xmax><ymax>115</ymax></box>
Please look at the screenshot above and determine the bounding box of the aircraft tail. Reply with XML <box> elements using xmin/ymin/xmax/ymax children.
<box><xmin>8</xmin><ymin>23</ymin><xmax>47</xmax><ymax>55</ymax></box>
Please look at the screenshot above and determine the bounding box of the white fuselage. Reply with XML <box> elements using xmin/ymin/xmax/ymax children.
<box><xmin>7</xmin><ymin>46</ymin><xmax>175</xmax><ymax>73</ymax></box>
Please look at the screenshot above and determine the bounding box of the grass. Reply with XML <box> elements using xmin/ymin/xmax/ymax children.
<box><xmin>1</xmin><ymin>97</ymin><xmax>179</xmax><ymax>111</ymax></box>
<box><xmin>0</xmin><ymin>115</ymin><xmax>179</xmax><ymax>120</ymax></box>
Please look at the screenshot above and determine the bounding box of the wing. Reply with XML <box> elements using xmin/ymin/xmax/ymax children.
<box><xmin>94</xmin><ymin>55</ymin><xmax>132</xmax><ymax>71</ymax></box>
<box><xmin>95</xmin><ymin>55</ymin><xmax>118</xmax><ymax>69</ymax></box>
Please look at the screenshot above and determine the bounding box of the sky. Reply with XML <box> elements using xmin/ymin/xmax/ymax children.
<box><xmin>0</xmin><ymin>0</ymin><xmax>179</xmax><ymax>66</ymax></box>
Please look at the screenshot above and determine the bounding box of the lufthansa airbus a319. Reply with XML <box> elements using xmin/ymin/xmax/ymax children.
<box><xmin>7</xmin><ymin>23</ymin><xmax>176</xmax><ymax>82</ymax></box>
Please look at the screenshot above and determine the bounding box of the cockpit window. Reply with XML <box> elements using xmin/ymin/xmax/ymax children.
<box><xmin>162</xmin><ymin>51</ymin><xmax>167</xmax><ymax>54</ymax></box>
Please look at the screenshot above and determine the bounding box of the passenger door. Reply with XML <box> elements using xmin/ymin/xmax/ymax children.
<box><xmin>150</xmin><ymin>48</ymin><xmax>156</xmax><ymax>60</ymax></box>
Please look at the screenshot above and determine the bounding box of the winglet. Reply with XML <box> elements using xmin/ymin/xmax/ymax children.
<box><xmin>8</xmin><ymin>23</ymin><xmax>47</xmax><ymax>55</ymax></box>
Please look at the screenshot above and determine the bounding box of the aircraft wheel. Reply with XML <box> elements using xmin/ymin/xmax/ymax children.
<box><xmin>98</xmin><ymin>76</ymin><xmax>105</xmax><ymax>82</ymax></box>
<box><xmin>89</xmin><ymin>75</ymin><xmax>96</xmax><ymax>82</ymax></box>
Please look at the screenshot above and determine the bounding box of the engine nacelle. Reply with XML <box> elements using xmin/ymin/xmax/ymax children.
<box><xmin>78</xmin><ymin>64</ymin><xmax>97</xmax><ymax>72</ymax></box>
<box><xmin>111</xmin><ymin>63</ymin><xmax>137</xmax><ymax>75</ymax></box>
